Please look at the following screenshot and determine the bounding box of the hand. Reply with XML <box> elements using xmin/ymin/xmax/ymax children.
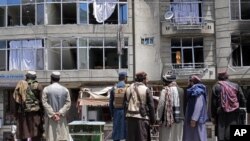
<box><xmin>52</xmin><ymin>113</ymin><xmax>61</xmax><ymax>122</ymax></box>
<box><xmin>190</xmin><ymin>120</ymin><xmax>196</xmax><ymax>128</ymax></box>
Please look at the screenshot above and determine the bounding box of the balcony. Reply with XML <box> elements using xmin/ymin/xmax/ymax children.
<box><xmin>161</xmin><ymin>18</ymin><xmax>214</xmax><ymax>36</ymax></box>
<box><xmin>162</xmin><ymin>63</ymin><xmax>216</xmax><ymax>80</ymax></box>
<box><xmin>161</xmin><ymin>1</ymin><xmax>214</xmax><ymax>36</ymax></box>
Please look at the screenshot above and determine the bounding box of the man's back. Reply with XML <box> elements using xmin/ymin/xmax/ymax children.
<box><xmin>43</xmin><ymin>83</ymin><xmax>69</xmax><ymax>112</ymax></box>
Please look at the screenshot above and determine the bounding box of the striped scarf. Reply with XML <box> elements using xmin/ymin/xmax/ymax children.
<box><xmin>218</xmin><ymin>81</ymin><xmax>239</xmax><ymax>112</ymax></box>
<box><xmin>164</xmin><ymin>82</ymin><xmax>180</xmax><ymax>127</ymax></box>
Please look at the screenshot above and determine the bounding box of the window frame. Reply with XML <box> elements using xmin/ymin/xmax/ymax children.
<box><xmin>171</xmin><ymin>37</ymin><xmax>204</xmax><ymax>69</ymax></box>
<box><xmin>230</xmin><ymin>0</ymin><xmax>250</xmax><ymax>21</ymax></box>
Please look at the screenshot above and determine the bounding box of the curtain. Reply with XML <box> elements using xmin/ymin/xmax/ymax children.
<box><xmin>93</xmin><ymin>0</ymin><xmax>117</xmax><ymax>23</ymax></box>
<box><xmin>9</xmin><ymin>40</ymin><xmax>43</xmax><ymax>71</ymax></box>
<box><xmin>172</xmin><ymin>0</ymin><xmax>200</xmax><ymax>24</ymax></box>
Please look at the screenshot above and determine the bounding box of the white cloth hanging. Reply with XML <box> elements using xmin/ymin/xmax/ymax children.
<box><xmin>172</xmin><ymin>0</ymin><xmax>200</xmax><ymax>24</ymax></box>
<box><xmin>9</xmin><ymin>40</ymin><xmax>43</xmax><ymax>70</ymax></box>
<box><xmin>93</xmin><ymin>0</ymin><xmax>117</xmax><ymax>23</ymax></box>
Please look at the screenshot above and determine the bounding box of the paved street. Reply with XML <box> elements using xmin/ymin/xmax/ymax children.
<box><xmin>104</xmin><ymin>122</ymin><xmax>217</xmax><ymax>141</ymax></box>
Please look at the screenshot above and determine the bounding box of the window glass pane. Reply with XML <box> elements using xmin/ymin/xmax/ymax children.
<box><xmin>8</xmin><ymin>5</ymin><xmax>20</xmax><ymax>26</ymax></box>
<box><xmin>0</xmin><ymin>0</ymin><xmax>7</xmax><ymax>5</ymax></box>
<box><xmin>62</xmin><ymin>48</ymin><xmax>77</xmax><ymax>69</ymax></box>
<box><xmin>0</xmin><ymin>41</ymin><xmax>6</xmax><ymax>49</ymax></box>
<box><xmin>121</xmin><ymin>48</ymin><xmax>128</xmax><ymax>68</ymax></box>
<box><xmin>37</xmin><ymin>4</ymin><xmax>44</xmax><ymax>25</ymax></box>
<box><xmin>231</xmin><ymin>0</ymin><xmax>239</xmax><ymax>20</ymax></box>
<box><xmin>62</xmin><ymin>3</ymin><xmax>76</xmax><ymax>24</ymax></box>
<box><xmin>89</xmin><ymin>48</ymin><xmax>103</xmax><ymax>69</ymax></box>
<box><xmin>79</xmin><ymin>48</ymin><xmax>88</xmax><ymax>69</ymax></box>
<box><xmin>22</xmin><ymin>4</ymin><xmax>35</xmax><ymax>26</ymax></box>
<box><xmin>80</xmin><ymin>3</ymin><xmax>87</xmax><ymax>24</ymax></box>
<box><xmin>47</xmin><ymin>3</ymin><xmax>61</xmax><ymax>25</ymax></box>
<box><xmin>119</xmin><ymin>4</ymin><xmax>127</xmax><ymax>24</ymax></box>
<box><xmin>241</xmin><ymin>0</ymin><xmax>250</xmax><ymax>19</ymax></box>
<box><xmin>0</xmin><ymin>7</ymin><xmax>6</xmax><ymax>27</ymax></box>
<box><xmin>105</xmin><ymin>48</ymin><xmax>118</xmax><ymax>69</ymax></box>
<box><xmin>171</xmin><ymin>38</ymin><xmax>180</xmax><ymax>47</ymax></box>
<box><xmin>48</xmin><ymin>48</ymin><xmax>61</xmax><ymax>70</ymax></box>
<box><xmin>7</xmin><ymin>0</ymin><xmax>21</xmax><ymax>5</ymax></box>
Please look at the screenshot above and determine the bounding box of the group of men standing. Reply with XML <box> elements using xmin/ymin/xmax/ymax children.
<box><xmin>109</xmin><ymin>71</ymin><xmax>246</xmax><ymax>141</ymax></box>
<box><xmin>13</xmin><ymin>71</ymin><xmax>71</xmax><ymax>141</ymax></box>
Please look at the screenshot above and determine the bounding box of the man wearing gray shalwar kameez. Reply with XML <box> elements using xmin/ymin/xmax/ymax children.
<box><xmin>42</xmin><ymin>71</ymin><xmax>71</xmax><ymax>141</ymax></box>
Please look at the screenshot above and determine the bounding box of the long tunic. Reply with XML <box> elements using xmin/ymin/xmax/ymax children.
<box><xmin>42</xmin><ymin>82</ymin><xmax>71</xmax><ymax>141</ymax></box>
<box><xmin>124</xmin><ymin>82</ymin><xmax>155</xmax><ymax>141</ymax></box>
<box><xmin>156</xmin><ymin>86</ymin><xmax>184</xmax><ymax>141</ymax></box>
<box><xmin>13</xmin><ymin>81</ymin><xmax>44</xmax><ymax>140</ymax></box>
<box><xmin>109</xmin><ymin>81</ymin><xmax>127</xmax><ymax>140</ymax></box>
<box><xmin>183</xmin><ymin>84</ymin><xmax>208</xmax><ymax>141</ymax></box>
<box><xmin>212</xmin><ymin>80</ymin><xmax>246</xmax><ymax>140</ymax></box>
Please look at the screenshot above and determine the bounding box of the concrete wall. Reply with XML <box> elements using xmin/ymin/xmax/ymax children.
<box><xmin>134</xmin><ymin>0</ymin><xmax>162</xmax><ymax>81</ymax></box>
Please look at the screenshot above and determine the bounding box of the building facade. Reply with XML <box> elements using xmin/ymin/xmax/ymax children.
<box><xmin>0</xmin><ymin>0</ymin><xmax>250</xmax><ymax>140</ymax></box>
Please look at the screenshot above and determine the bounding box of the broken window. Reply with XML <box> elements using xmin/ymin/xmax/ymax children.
<box><xmin>8</xmin><ymin>5</ymin><xmax>20</xmax><ymax>26</ymax></box>
<box><xmin>88</xmin><ymin>37</ymin><xmax>128</xmax><ymax>69</ymax></box>
<box><xmin>62</xmin><ymin>38</ymin><xmax>77</xmax><ymax>70</ymax></box>
<box><xmin>62</xmin><ymin>3</ymin><xmax>77</xmax><ymax>24</ymax></box>
<box><xmin>0</xmin><ymin>7</ymin><xmax>6</xmax><ymax>27</ymax></box>
<box><xmin>46</xmin><ymin>3</ymin><xmax>61</xmax><ymax>25</ymax></box>
<box><xmin>171</xmin><ymin>37</ymin><xmax>204</xmax><ymax>69</ymax></box>
<box><xmin>89</xmin><ymin>38</ymin><xmax>103</xmax><ymax>69</ymax></box>
<box><xmin>231</xmin><ymin>0</ymin><xmax>250</xmax><ymax>20</ymax></box>
<box><xmin>232</xmin><ymin>34</ymin><xmax>250</xmax><ymax>66</ymax></box>
<box><xmin>89</xmin><ymin>0</ymin><xmax>128</xmax><ymax>24</ymax></box>
<box><xmin>22</xmin><ymin>4</ymin><xmax>35</xmax><ymax>26</ymax></box>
